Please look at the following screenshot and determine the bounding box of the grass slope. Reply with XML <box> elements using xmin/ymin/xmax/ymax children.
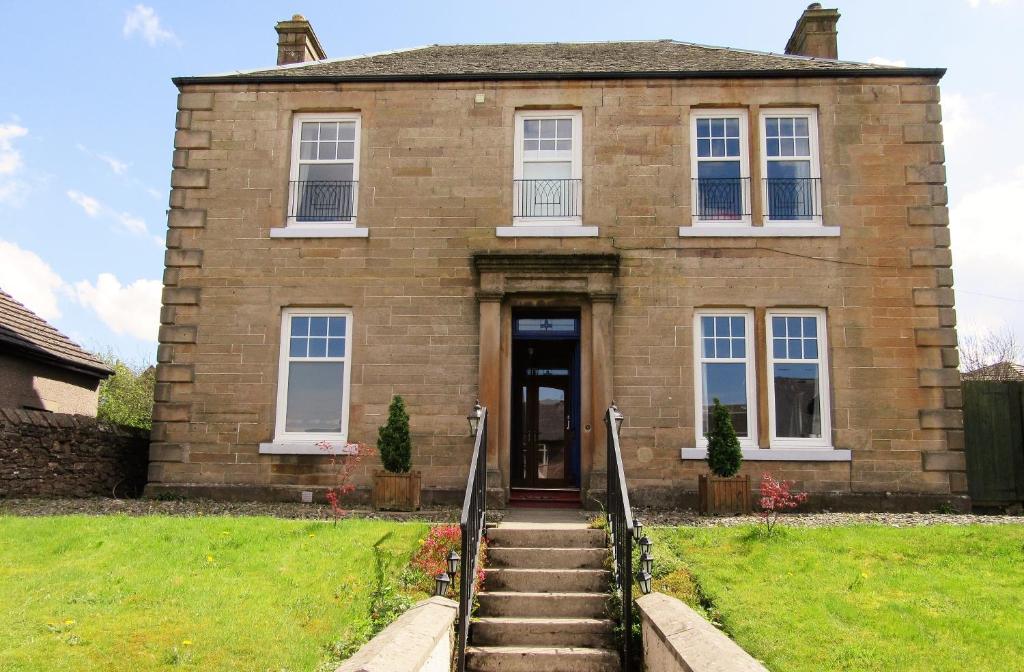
<box><xmin>653</xmin><ymin>525</ymin><xmax>1024</xmax><ymax>672</ymax></box>
<box><xmin>0</xmin><ymin>515</ymin><xmax>429</xmax><ymax>672</ymax></box>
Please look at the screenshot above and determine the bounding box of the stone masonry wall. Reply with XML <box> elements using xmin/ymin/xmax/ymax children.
<box><xmin>0</xmin><ymin>408</ymin><xmax>150</xmax><ymax>498</ymax></box>
<box><xmin>150</xmin><ymin>75</ymin><xmax>962</xmax><ymax>507</ymax></box>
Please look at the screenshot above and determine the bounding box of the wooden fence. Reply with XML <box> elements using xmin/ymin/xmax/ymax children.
<box><xmin>963</xmin><ymin>381</ymin><xmax>1024</xmax><ymax>505</ymax></box>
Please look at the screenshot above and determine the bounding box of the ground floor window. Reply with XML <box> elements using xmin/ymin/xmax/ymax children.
<box><xmin>693</xmin><ymin>309</ymin><xmax>757</xmax><ymax>448</ymax></box>
<box><xmin>766</xmin><ymin>309</ymin><xmax>832</xmax><ymax>448</ymax></box>
<box><xmin>275</xmin><ymin>308</ymin><xmax>353</xmax><ymax>442</ymax></box>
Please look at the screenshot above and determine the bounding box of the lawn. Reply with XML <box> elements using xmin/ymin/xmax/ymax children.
<box><xmin>652</xmin><ymin>524</ymin><xmax>1024</xmax><ymax>672</ymax></box>
<box><xmin>0</xmin><ymin>515</ymin><xmax>430</xmax><ymax>672</ymax></box>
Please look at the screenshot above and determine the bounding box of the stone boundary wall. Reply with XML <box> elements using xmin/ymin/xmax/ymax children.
<box><xmin>336</xmin><ymin>596</ymin><xmax>457</xmax><ymax>672</ymax></box>
<box><xmin>0</xmin><ymin>408</ymin><xmax>150</xmax><ymax>498</ymax></box>
<box><xmin>637</xmin><ymin>592</ymin><xmax>769</xmax><ymax>672</ymax></box>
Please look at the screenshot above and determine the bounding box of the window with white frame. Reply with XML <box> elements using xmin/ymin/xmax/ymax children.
<box><xmin>766</xmin><ymin>309</ymin><xmax>832</xmax><ymax>447</ymax></box>
<box><xmin>691</xmin><ymin>110</ymin><xmax>750</xmax><ymax>224</ymax></box>
<box><xmin>275</xmin><ymin>308</ymin><xmax>353</xmax><ymax>442</ymax></box>
<box><xmin>760</xmin><ymin>109</ymin><xmax>821</xmax><ymax>224</ymax></box>
<box><xmin>694</xmin><ymin>310</ymin><xmax>757</xmax><ymax>448</ymax></box>
<box><xmin>513</xmin><ymin>110</ymin><xmax>582</xmax><ymax>223</ymax></box>
<box><xmin>288</xmin><ymin>113</ymin><xmax>361</xmax><ymax>225</ymax></box>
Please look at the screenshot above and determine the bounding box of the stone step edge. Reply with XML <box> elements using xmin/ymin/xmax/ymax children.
<box><xmin>478</xmin><ymin>591</ymin><xmax>609</xmax><ymax>598</ymax></box>
<box><xmin>472</xmin><ymin>617</ymin><xmax>614</xmax><ymax>624</ymax></box>
<box><xmin>465</xmin><ymin>645</ymin><xmax>619</xmax><ymax>655</ymax></box>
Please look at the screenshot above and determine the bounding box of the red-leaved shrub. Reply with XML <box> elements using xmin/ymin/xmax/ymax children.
<box><xmin>411</xmin><ymin>524</ymin><xmax>486</xmax><ymax>595</ymax></box>
<box><xmin>317</xmin><ymin>440</ymin><xmax>374</xmax><ymax>522</ymax></box>
<box><xmin>759</xmin><ymin>472</ymin><xmax>808</xmax><ymax>533</ymax></box>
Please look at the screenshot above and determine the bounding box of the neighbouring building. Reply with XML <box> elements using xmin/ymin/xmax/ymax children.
<box><xmin>0</xmin><ymin>288</ymin><xmax>112</xmax><ymax>415</ymax></box>
<box><xmin>148</xmin><ymin>4</ymin><xmax>965</xmax><ymax>510</ymax></box>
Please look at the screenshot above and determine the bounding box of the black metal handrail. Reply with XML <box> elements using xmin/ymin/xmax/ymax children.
<box><xmin>606</xmin><ymin>403</ymin><xmax>636</xmax><ymax>670</ymax></box>
<box><xmin>288</xmin><ymin>180</ymin><xmax>357</xmax><ymax>222</ymax></box>
<box><xmin>764</xmin><ymin>177</ymin><xmax>821</xmax><ymax>220</ymax></box>
<box><xmin>513</xmin><ymin>178</ymin><xmax>582</xmax><ymax>218</ymax></box>
<box><xmin>692</xmin><ymin>177</ymin><xmax>751</xmax><ymax>220</ymax></box>
<box><xmin>456</xmin><ymin>406</ymin><xmax>487</xmax><ymax>672</ymax></box>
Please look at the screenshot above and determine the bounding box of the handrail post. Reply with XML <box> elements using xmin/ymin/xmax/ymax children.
<box><xmin>605</xmin><ymin>403</ymin><xmax>636</xmax><ymax>671</ymax></box>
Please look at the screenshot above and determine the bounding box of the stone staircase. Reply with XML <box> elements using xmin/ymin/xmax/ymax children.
<box><xmin>466</xmin><ymin>511</ymin><xmax>620</xmax><ymax>672</ymax></box>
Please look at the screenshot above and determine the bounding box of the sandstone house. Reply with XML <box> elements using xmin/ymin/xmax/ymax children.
<box><xmin>149</xmin><ymin>4</ymin><xmax>963</xmax><ymax>510</ymax></box>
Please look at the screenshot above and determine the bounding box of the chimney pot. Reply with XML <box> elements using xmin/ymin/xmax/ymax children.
<box><xmin>785</xmin><ymin>5</ymin><xmax>840</xmax><ymax>60</ymax></box>
<box><xmin>275</xmin><ymin>15</ymin><xmax>326</xmax><ymax>66</ymax></box>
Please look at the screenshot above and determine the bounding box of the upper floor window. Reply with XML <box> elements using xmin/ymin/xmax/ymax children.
<box><xmin>512</xmin><ymin>110</ymin><xmax>582</xmax><ymax>224</ymax></box>
<box><xmin>693</xmin><ymin>309</ymin><xmax>757</xmax><ymax>449</ymax></box>
<box><xmin>760</xmin><ymin>109</ymin><xmax>821</xmax><ymax>225</ymax></box>
<box><xmin>288</xmin><ymin>113</ymin><xmax>361</xmax><ymax>226</ymax></box>
<box><xmin>691</xmin><ymin>110</ymin><xmax>750</xmax><ymax>224</ymax></box>
<box><xmin>275</xmin><ymin>308</ymin><xmax>353</xmax><ymax>443</ymax></box>
<box><xmin>766</xmin><ymin>309</ymin><xmax>832</xmax><ymax>447</ymax></box>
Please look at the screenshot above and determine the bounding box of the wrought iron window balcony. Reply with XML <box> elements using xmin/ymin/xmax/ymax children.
<box><xmin>764</xmin><ymin>177</ymin><xmax>822</xmax><ymax>221</ymax></box>
<box><xmin>692</xmin><ymin>177</ymin><xmax>751</xmax><ymax>221</ymax></box>
<box><xmin>288</xmin><ymin>180</ymin><xmax>357</xmax><ymax>223</ymax></box>
<box><xmin>513</xmin><ymin>178</ymin><xmax>582</xmax><ymax>219</ymax></box>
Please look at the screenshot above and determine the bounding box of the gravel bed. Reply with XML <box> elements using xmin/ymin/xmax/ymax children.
<box><xmin>0</xmin><ymin>497</ymin><xmax>461</xmax><ymax>523</ymax></box>
<box><xmin>633</xmin><ymin>508</ymin><xmax>1024</xmax><ymax>528</ymax></box>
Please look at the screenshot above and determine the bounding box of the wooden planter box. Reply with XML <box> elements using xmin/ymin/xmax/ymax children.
<box><xmin>372</xmin><ymin>470</ymin><xmax>421</xmax><ymax>511</ymax></box>
<box><xmin>698</xmin><ymin>474</ymin><xmax>751</xmax><ymax>515</ymax></box>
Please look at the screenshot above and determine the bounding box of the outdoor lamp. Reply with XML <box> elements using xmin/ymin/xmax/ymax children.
<box><xmin>447</xmin><ymin>549</ymin><xmax>461</xmax><ymax>578</ymax></box>
<box><xmin>610</xmin><ymin>402</ymin><xmax>624</xmax><ymax>434</ymax></box>
<box><xmin>467</xmin><ymin>400</ymin><xmax>483</xmax><ymax>436</ymax></box>
<box><xmin>433</xmin><ymin>571</ymin><xmax>452</xmax><ymax>597</ymax></box>
<box><xmin>640</xmin><ymin>551</ymin><xmax>654</xmax><ymax>576</ymax></box>
<box><xmin>632</xmin><ymin>519</ymin><xmax>644</xmax><ymax>542</ymax></box>
<box><xmin>636</xmin><ymin>569</ymin><xmax>653</xmax><ymax>595</ymax></box>
<box><xmin>638</xmin><ymin>535</ymin><xmax>653</xmax><ymax>556</ymax></box>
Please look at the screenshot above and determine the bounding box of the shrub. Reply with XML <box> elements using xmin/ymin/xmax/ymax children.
<box><xmin>705</xmin><ymin>398</ymin><xmax>742</xmax><ymax>477</ymax></box>
<box><xmin>411</xmin><ymin>524</ymin><xmax>485</xmax><ymax>595</ymax></box>
<box><xmin>317</xmin><ymin>440</ymin><xmax>374</xmax><ymax>522</ymax></box>
<box><xmin>97</xmin><ymin>355</ymin><xmax>155</xmax><ymax>430</ymax></box>
<box><xmin>759</xmin><ymin>472</ymin><xmax>808</xmax><ymax>533</ymax></box>
<box><xmin>378</xmin><ymin>396</ymin><xmax>412</xmax><ymax>473</ymax></box>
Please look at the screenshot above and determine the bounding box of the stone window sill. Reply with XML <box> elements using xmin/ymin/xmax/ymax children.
<box><xmin>680</xmin><ymin>447</ymin><xmax>851</xmax><ymax>461</ymax></box>
<box><xmin>270</xmin><ymin>225</ymin><xmax>369</xmax><ymax>238</ymax></box>
<box><xmin>678</xmin><ymin>226</ymin><xmax>839</xmax><ymax>238</ymax></box>
<box><xmin>496</xmin><ymin>225</ymin><xmax>599</xmax><ymax>238</ymax></box>
<box><xmin>259</xmin><ymin>442</ymin><xmax>346</xmax><ymax>455</ymax></box>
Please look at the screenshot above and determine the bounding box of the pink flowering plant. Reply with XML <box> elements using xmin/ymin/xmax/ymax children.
<box><xmin>759</xmin><ymin>472</ymin><xmax>808</xmax><ymax>533</ymax></box>
<box><xmin>411</xmin><ymin>524</ymin><xmax>486</xmax><ymax>596</ymax></box>
<box><xmin>317</xmin><ymin>440</ymin><xmax>375</xmax><ymax>523</ymax></box>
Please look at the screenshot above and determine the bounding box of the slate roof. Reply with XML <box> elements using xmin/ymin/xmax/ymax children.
<box><xmin>175</xmin><ymin>40</ymin><xmax>944</xmax><ymax>85</ymax></box>
<box><xmin>0</xmin><ymin>287</ymin><xmax>112</xmax><ymax>378</ymax></box>
<box><xmin>962</xmin><ymin>361</ymin><xmax>1024</xmax><ymax>382</ymax></box>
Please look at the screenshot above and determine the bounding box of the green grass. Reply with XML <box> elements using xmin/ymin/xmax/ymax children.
<box><xmin>652</xmin><ymin>524</ymin><xmax>1024</xmax><ymax>672</ymax></box>
<box><xmin>0</xmin><ymin>515</ymin><xmax>430</xmax><ymax>672</ymax></box>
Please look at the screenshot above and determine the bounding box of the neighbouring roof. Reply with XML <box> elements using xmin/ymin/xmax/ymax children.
<box><xmin>0</xmin><ymin>287</ymin><xmax>112</xmax><ymax>378</ymax></box>
<box><xmin>963</xmin><ymin>361</ymin><xmax>1024</xmax><ymax>382</ymax></box>
<box><xmin>174</xmin><ymin>40</ymin><xmax>944</xmax><ymax>85</ymax></box>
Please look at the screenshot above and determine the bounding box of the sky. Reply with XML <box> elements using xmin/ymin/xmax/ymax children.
<box><xmin>0</xmin><ymin>0</ymin><xmax>1021</xmax><ymax>365</ymax></box>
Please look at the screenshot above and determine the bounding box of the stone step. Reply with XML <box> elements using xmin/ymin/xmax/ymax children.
<box><xmin>484</xmin><ymin>568</ymin><xmax>610</xmax><ymax>593</ymax></box>
<box><xmin>471</xmin><ymin>617</ymin><xmax>615</xmax><ymax>648</ymax></box>
<box><xmin>476</xmin><ymin>591</ymin><xmax>608</xmax><ymax>618</ymax></box>
<box><xmin>488</xmin><ymin>546</ymin><xmax>609</xmax><ymax>570</ymax></box>
<box><xmin>487</xmin><ymin>527</ymin><xmax>606</xmax><ymax>549</ymax></box>
<box><xmin>465</xmin><ymin>645</ymin><xmax>620</xmax><ymax>672</ymax></box>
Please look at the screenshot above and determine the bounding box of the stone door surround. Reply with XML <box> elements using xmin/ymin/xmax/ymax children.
<box><xmin>472</xmin><ymin>252</ymin><xmax>619</xmax><ymax>505</ymax></box>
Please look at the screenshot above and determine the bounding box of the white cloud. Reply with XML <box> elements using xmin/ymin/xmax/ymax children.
<box><xmin>967</xmin><ymin>0</ymin><xmax>1012</xmax><ymax>7</ymax></box>
<box><xmin>98</xmin><ymin>154</ymin><xmax>130</xmax><ymax>175</ymax></box>
<box><xmin>940</xmin><ymin>92</ymin><xmax>979</xmax><ymax>155</ymax></box>
<box><xmin>123</xmin><ymin>5</ymin><xmax>180</xmax><ymax>47</ymax></box>
<box><xmin>73</xmin><ymin>273</ymin><xmax>162</xmax><ymax>341</ymax></box>
<box><xmin>0</xmin><ymin>123</ymin><xmax>28</xmax><ymax>204</ymax></box>
<box><xmin>0</xmin><ymin>239</ymin><xmax>66</xmax><ymax>319</ymax></box>
<box><xmin>67</xmin><ymin>189</ymin><xmax>102</xmax><ymax>217</ymax></box>
<box><xmin>116</xmin><ymin>212</ymin><xmax>148</xmax><ymax>235</ymax></box>
<box><xmin>950</xmin><ymin>165</ymin><xmax>1024</xmax><ymax>338</ymax></box>
<box><xmin>867</xmin><ymin>56</ymin><xmax>907</xmax><ymax>67</ymax></box>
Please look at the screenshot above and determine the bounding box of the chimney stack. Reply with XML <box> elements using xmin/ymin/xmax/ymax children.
<box><xmin>785</xmin><ymin>4</ymin><xmax>840</xmax><ymax>60</ymax></box>
<box><xmin>275</xmin><ymin>15</ymin><xmax>326</xmax><ymax>66</ymax></box>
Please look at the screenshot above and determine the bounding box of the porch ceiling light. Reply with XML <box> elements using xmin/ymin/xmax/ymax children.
<box><xmin>447</xmin><ymin>549</ymin><xmax>461</xmax><ymax>578</ymax></box>
<box><xmin>636</xmin><ymin>569</ymin><xmax>653</xmax><ymax>595</ymax></box>
<box><xmin>640</xmin><ymin>551</ymin><xmax>654</xmax><ymax>576</ymax></box>
<box><xmin>638</xmin><ymin>535</ymin><xmax>653</xmax><ymax>556</ymax></box>
<box><xmin>434</xmin><ymin>571</ymin><xmax>452</xmax><ymax>597</ymax></box>
<box><xmin>610</xmin><ymin>402</ymin><xmax>624</xmax><ymax>434</ymax></box>
<box><xmin>467</xmin><ymin>400</ymin><xmax>483</xmax><ymax>436</ymax></box>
